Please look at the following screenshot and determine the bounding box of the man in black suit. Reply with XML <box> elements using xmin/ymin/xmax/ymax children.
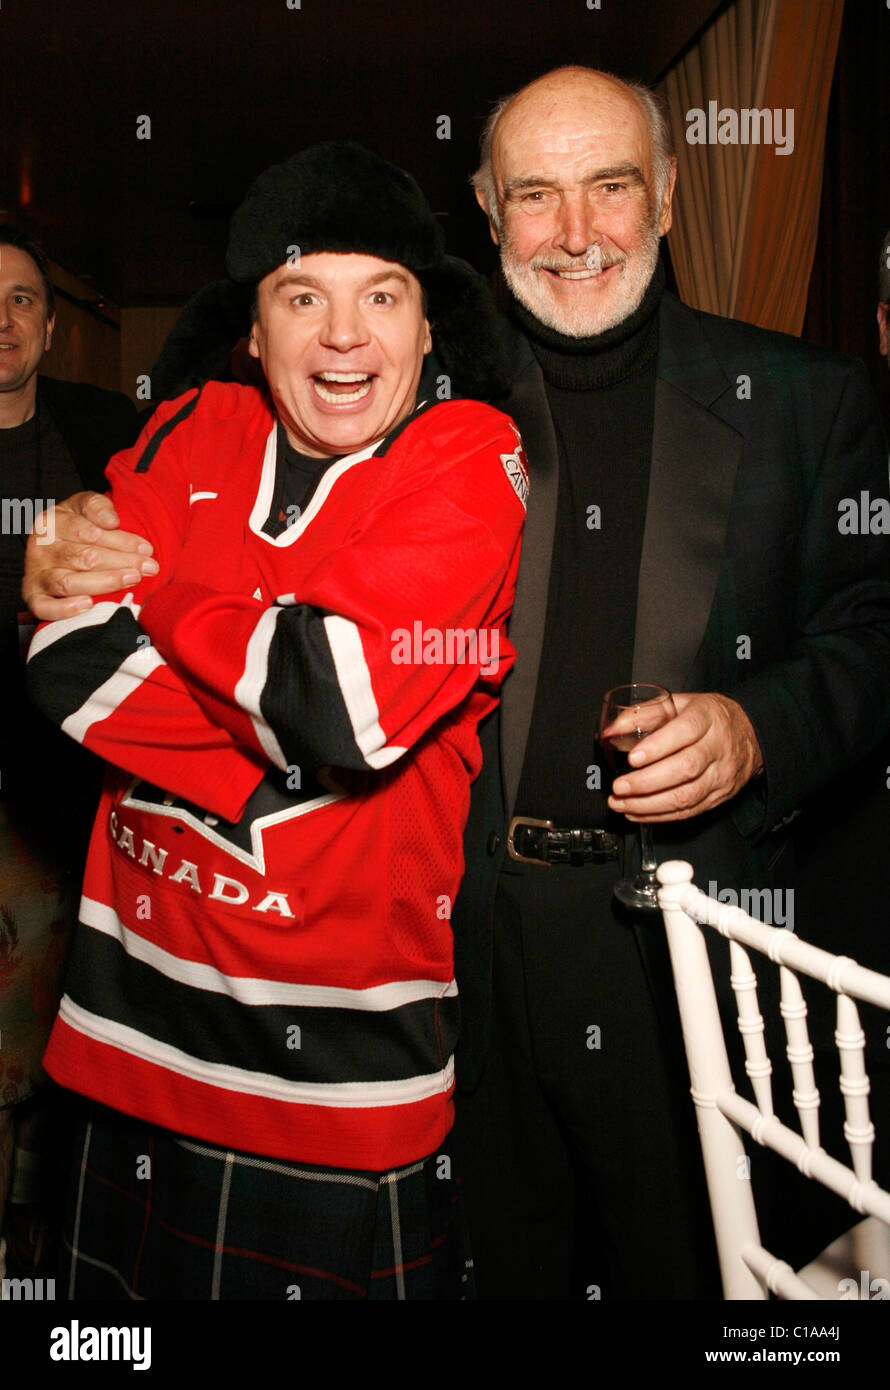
<box><xmin>0</xmin><ymin>224</ymin><xmax>139</xmax><ymax>1275</ymax></box>
<box><xmin>1</xmin><ymin>224</ymin><xmax>140</xmax><ymax>844</ymax></box>
<box><xmin>446</xmin><ymin>67</ymin><xmax>890</xmax><ymax>1300</ymax></box>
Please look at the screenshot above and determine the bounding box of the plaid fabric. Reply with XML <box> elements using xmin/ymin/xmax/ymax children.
<box><xmin>60</xmin><ymin>1102</ymin><xmax>473</xmax><ymax>1300</ymax></box>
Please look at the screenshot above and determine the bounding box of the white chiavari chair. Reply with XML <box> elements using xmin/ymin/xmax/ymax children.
<box><xmin>656</xmin><ymin>859</ymin><xmax>890</xmax><ymax>1300</ymax></box>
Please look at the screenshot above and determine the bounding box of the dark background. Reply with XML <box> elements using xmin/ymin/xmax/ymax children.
<box><xmin>1</xmin><ymin>0</ymin><xmax>888</xmax><ymax>420</ymax></box>
<box><xmin>802</xmin><ymin>0</ymin><xmax>890</xmax><ymax>426</ymax></box>
<box><xmin>0</xmin><ymin>0</ymin><xmax>721</xmax><ymax>300</ymax></box>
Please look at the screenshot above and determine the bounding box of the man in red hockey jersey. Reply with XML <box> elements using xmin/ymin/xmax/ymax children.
<box><xmin>25</xmin><ymin>142</ymin><xmax>526</xmax><ymax>1300</ymax></box>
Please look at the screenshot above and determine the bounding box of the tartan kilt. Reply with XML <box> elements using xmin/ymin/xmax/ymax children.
<box><xmin>60</xmin><ymin>1101</ymin><xmax>473</xmax><ymax>1300</ymax></box>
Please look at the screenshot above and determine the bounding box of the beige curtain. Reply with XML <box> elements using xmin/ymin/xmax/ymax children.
<box><xmin>660</xmin><ymin>0</ymin><xmax>844</xmax><ymax>334</ymax></box>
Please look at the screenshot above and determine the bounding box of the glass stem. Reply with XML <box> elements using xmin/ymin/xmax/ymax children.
<box><xmin>639</xmin><ymin>823</ymin><xmax>657</xmax><ymax>880</ymax></box>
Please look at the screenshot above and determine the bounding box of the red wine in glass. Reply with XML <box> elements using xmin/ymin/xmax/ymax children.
<box><xmin>599</xmin><ymin>683</ymin><xmax>677</xmax><ymax>910</ymax></box>
<box><xmin>602</xmin><ymin>731</ymin><xmax>647</xmax><ymax>782</ymax></box>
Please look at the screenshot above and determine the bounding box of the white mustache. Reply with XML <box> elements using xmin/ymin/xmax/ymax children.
<box><xmin>533</xmin><ymin>252</ymin><xmax>626</xmax><ymax>275</ymax></box>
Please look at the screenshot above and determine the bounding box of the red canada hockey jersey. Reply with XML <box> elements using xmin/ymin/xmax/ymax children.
<box><xmin>28</xmin><ymin>382</ymin><xmax>527</xmax><ymax>1169</ymax></box>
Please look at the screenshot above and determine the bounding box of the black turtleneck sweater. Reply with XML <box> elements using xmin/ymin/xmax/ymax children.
<box><xmin>514</xmin><ymin>260</ymin><xmax>665</xmax><ymax>828</ymax></box>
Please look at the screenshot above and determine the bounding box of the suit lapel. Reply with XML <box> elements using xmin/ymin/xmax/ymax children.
<box><xmin>633</xmin><ymin>296</ymin><xmax>743</xmax><ymax>690</ymax></box>
<box><xmin>498</xmin><ymin>355</ymin><xmax>559</xmax><ymax>815</ymax></box>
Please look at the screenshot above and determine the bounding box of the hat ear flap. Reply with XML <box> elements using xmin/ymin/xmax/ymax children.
<box><xmin>425</xmin><ymin>258</ymin><xmax>513</xmax><ymax>401</ymax></box>
<box><xmin>150</xmin><ymin>281</ymin><xmax>252</xmax><ymax>401</ymax></box>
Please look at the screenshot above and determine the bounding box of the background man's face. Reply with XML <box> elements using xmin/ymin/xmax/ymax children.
<box><xmin>482</xmin><ymin>76</ymin><xmax>675</xmax><ymax>337</ymax></box>
<box><xmin>0</xmin><ymin>244</ymin><xmax>55</xmax><ymax>397</ymax></box>
<box><xmin>249</xmin><ymin>251</ymin><xmax>431</xmax><ymax>457</ymax></box>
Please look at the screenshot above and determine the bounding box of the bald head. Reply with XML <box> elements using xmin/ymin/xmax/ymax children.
<box><xmin>474</xmin><ymin>67</ymin><xmax>674</xmax><ymax>234</ymax></box>
<box><xmin>472</xmin><ymin>66</ymin><xmax>677</xmax><ymax>337</ymax></box>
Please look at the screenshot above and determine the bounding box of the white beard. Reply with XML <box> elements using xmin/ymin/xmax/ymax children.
<box><xmin>502</xmin><ymin>221</ymin><xmax>662</xmax><ymax>338</ymax></box>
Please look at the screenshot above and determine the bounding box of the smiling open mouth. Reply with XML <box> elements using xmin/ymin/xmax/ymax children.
<box><xmin>313</xmin><ymin>371</ymin><xmax>373</xmax><ymax>404</ymax></box>
<box><xmin>546</xmin><ymin>263</ymin><xmax>618</xmax><ymax>281</ymax></box>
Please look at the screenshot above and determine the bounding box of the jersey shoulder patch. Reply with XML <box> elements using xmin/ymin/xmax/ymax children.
<box><xmin>499</xmin><ymin>423</ymin><xmax>529</xmax><ymax>509</ymax></box>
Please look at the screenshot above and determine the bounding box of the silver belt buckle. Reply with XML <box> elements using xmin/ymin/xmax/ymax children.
<box><xmin>507</xmin><ymin>816</ymin><xmax>554</xmax><ymax>867</ymax></box>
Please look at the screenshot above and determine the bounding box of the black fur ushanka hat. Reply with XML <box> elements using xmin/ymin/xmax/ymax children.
<box><xmin>151</xmin><ymin>141</ymin><xmax>510</xmax><ymax>404</ymax></box>
<box><xmin>226</xmin><ymin>141</ymin><xmax>510</xmax><ymax>400</ymax></box>
<box><xmin>226</xmin><ymin>141</ymin><xmax>445</xmax><ymax>284</ymax></box>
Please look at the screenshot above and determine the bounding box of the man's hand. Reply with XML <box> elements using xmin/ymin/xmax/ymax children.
<box><xmin>608</xmin><ymin>692</ymin><xmax>764</xmax><ymax>823</ymax></box>
<box><xmin>23</xmin><ymin>492</ymin><xmax>158</xmax><ymax>621</ymax></box>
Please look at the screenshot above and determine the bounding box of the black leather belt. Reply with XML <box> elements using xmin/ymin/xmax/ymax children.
<box><xmin>507</xmin><ymin>816</ymin><xmax>621</xmax><ymax>867</ymax></box>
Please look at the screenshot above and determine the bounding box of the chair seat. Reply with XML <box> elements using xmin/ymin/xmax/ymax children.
<box><xmin>798</xmin><ymin>1218</ymin><xmax>890</xmax><ymax>1299</ymax></box>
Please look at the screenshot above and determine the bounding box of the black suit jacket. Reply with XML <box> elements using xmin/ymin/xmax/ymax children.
<box><xmin>453</xmin><ymin>290</ymin><xmax>890</xmax><ymax>1089</ymax></box>
<box><xmin>36</xmin><ymin>375</ymin><xmax>140</xmax><ymax>489</ymax></box>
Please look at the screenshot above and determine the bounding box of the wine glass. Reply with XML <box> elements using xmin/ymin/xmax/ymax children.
<box><xmin>599</xmin><ymin>683</ymin><xmax>677</xmax><ymax>911</ymax></box>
